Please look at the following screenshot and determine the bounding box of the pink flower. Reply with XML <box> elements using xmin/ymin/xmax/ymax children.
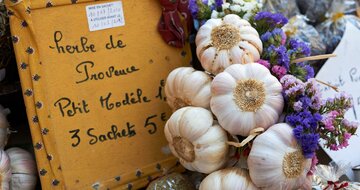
<box><xmin>330</xmin><ymin>144</ymin><xmax>339</xmax><ymax>151</ymax></box>
<box><xmin>329</xmin><ymin>110</ymin><xmax>339</xmax><ymax>117</ymax></box>
<box><xmin>271</xmin><ymin>65</ymin><xmax>287</xmax><ymax>79</ymax></box>
<box><xmin>340</xmin><ymin>140</ymin><xmax>349</xmax><ymax>148</ymax></box>
<box><xmin>257</xmin><ymin>59</ymin><xmax>271</xmax><ymax>69</ymax></box>
<box><xmin>322</xmin><ymin>117</ymin><xmax>335</xmax><ymax>131</ymax></box>
<box><xmin>344</xmin><ymin>132</ymin><xmax>351</xmax><ymax>140</ymax></box>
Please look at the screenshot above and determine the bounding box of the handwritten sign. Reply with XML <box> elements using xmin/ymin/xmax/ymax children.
<box><xmin>316</xmin><ymin>22</ymin><xmax>360</xmax><ymax>180</ymax></box>
<box><xmin>86</xmin><ymin>1</ymin><xmax>125</xmax><ymax>31</ymax></box>
<box><xmin>6</xmin><ymin>0</ymin><xmax>190</xmax><ymax>189</ymax></box>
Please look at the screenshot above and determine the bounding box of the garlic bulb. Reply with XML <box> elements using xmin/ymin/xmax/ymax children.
<box><xmin>199</xmin><ymin>168</ymin><xmax>259</xmax><ymax>190</ymax></box>
<box><xmin>210</xmin><ymin>63</ymin><xmax>284</xmax><ymax>136</ymax></box>
<box><xmin>0</xmin><ymin>105</ymin><xmax>10</xmax><ymax>149</ymax></box>
<box><xmin>247</xmin><ymin>123</ymin><xmax>312</xmax><ymax>190</ymax></box>
<box><xmin>6</xmin><ymin>148</ymin><xmax>37</xmax><ymax>190</ymax></box>
<box><xmin>0</xmin><ymin>150</ymin><xmax>11</xmax><ymax>190</ymax></box>
<box><xmin>164</xmin><ymin>107</ymin><xmax>229</xmax><ymax>174</ymax></box>
<box><xmin>196</xmin><ymin>14</ymin><xmax>263</xmax><ymax>74</ymax></box>
<box><xmin>165</xmin><ymin>67</ymin><xmax>212</xmax><ymax>111</ymax></box>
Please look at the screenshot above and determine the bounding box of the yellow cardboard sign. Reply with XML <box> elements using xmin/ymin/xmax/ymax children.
<box><xmin>6</xmin><ymin>0</ymin><xmax>190</xmax><ymax>189</ymax></box>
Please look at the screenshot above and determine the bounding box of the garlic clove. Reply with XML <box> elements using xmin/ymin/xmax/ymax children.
<box><xmin>200</xmin><ymin>47</ymin><xmax>217</xmax><ymax>72</ymax></box>
<box><xmin>239</xmin><ymin>26</ymin><xmax>259</xmax><ymax>37</ymax></box>
<box><xmin>211</xmin><ymin>73</ymin><xmax>237</xmax><ymax>95</ymax></box>
<box><xmin>241</xmin><ymin>51</ymin><xmax>255</xmax><ymax>63</ymax></box>
<box><xmin>221</xmin><ymin>64</ymin><xmax>248</xmax><ymax>81</ymax></box>
<box><xmin>210</xmin><ymin>95</ymin><xmax>237</xmax><ymax>120</ymax></box>
<box><xmin>229</xmin><ymin>46</ymin><xmax>244</xmax><ymax>64</ymax></box>
<box><xmin>229</xmin><ymin>111</ymin><xmax>256</xmax><ymax>135</ymax></box>
<box><xmin>199</xmin><ymin>168</ymin><xmax>259</xmax><ymax>190</ymax></box>
<box><xmin>239</xmin><ymin>34</ymin><xmax>263</xmax><ymax>52</ymax></box>
<box><xmin>222</xmin><ymin>14</ymin><xmax>242</xmax><ymax>26</ymax></box>
<box><xmin>165</xmin><ymin>68</ymin><xmax>191</xmax><ymax>100</ymax></box>
<box><xmin>196</xmin><ymin>39</ymin><xmax>212</xmax><ymax>57</ymax></box>
<box><xmin>178</xmin><ymin>108</ymin><xmax>213</xmax><ymax>142</ymax></box>
<box><xmin>254</xmin><ymin>104</ymin><xmax>280</xmax><ymax>130</ymax></box>
<box><xmin>172</xmin><ymin>68</ymin><xmax>192</xmax><ymax>95</ymax></box>
<box><xmin>223</xmin><ymin>15</ymin><xmax>250</xmax><ymax>27</ymax></box>
<box><xmin>179</xmin><ymin>159</ymin><xmax>197</xmax><ymax>171</ymax></box>
<box><xmin>213</xmin><ymin>50</ymin><xmax>230</xmax><ymax>73</ymax></box>
<box><xmin>192</xmin><ymin>160</ymin><xmax>227</xmax><ymax>174</ymax></box>
<box><xmin>193</xmin><ymin>125</ymin><xmax>228</xmax><ymax>149</ymax></box>
<box><xmin>264</xmin><ymin>81</ymin><xmax>283</xmax><ymax>95</ymax></box>
<box><xmin>238</xmin><ymin>41</ymin><xmax>260</xmax><ymax>61</ymax></box>
<box><xmin>205</xmin><ymin>18</ymin><xmax>222</xmax><ymax>28</ymax></box>
<box><xmin>164</xmin><ymin>123</ymin><xmax>174</xmax><ymax>144</ymax></box>
<box><xmin>196</xmin><ymin>27</ymin><xmax>212</xmax><ymax>45</ymax></box>
<box><xmin>166</xmin><ymin>110</ymin><xmax>183</xmax><ymax>137</ymax></box>
<box><xmin>191</xmin><ymin>86</ymin><xmax>211</xmax><ymax>108</ymax></box>
<box><xmin>264</xmin><ymin>95</ymin><xmax>285</xmax><ymax>113</ymax></box>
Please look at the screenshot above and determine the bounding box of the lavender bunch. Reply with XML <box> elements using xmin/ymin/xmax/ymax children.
<box><xmin>252</xmin><ymin>11</ymin><xmax>288</xmax><ymax>35</ymax></box>
<box><xmin>189</xmin><ymin>0</ymin><xmax>214</xmax><ymax>25</ymax></box>
<box><xmin>281</xmin><ymin>75</ymin><xmax>358</xmax><ymax>157</ymax></box>
<box><xmin>281</xmin><ymin>76</ymin><xmax>322</xmax><ymax>158</ymax></box>
<box><xmin>253</xmin><ymin>12</ymin><xmax>314</xmax><ymax>81</ymax></box>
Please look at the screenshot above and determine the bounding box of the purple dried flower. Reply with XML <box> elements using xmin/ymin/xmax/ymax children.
<box><xmin>215</xmin><ymin>0</ymin><xmax>223</xmax><ymax>8</ymax></box>
<box><xmin>287</xmin><ymin>38</ymin><xmax>311</xmax><ymax>60</ymax></box>
<box><xmin>261</xmin><ymin>28</ymin><xmax>286</xmax><ymax>47</ymax></box>
<box><xmin>253</xmin><ymin>12</ymin><xmax>288</xmax><ymax>34</ymax></box>
<box><xmin>293</xmin><ymin>125</ymin><xmax>320</xmax><ymax>159</ymax></box>
<box><xmin>254</xmin><ymin>12</ymin><xmax>288</xmax><ymax>26</ymax></box>
<box><xmin>342</xmin><ymin>119</ymin><xmax>359</xmax><ymax>129</ymax></box>
<box><xmin>266</xmin><ymin>45</ymin><xmax>290</xmax><ymax>70</ymax></box>
<box><xmin>280</xmin><ymin>75</ymin><xmax>304</xmax><ymax>92</ymax></box>
<box><xmin>261</xmin><ymin>32</ymin><xmax>272</xmax><ymax>42</ymax></box>
<box><xmin>298</xmin><ymin>62</ymin><xmax>314</xmax><ymax>81</ymax></box>
<box><xmin>189</xmin><ymin>0</ymin><xmax>199</xmax><ymax>17</ymax></box>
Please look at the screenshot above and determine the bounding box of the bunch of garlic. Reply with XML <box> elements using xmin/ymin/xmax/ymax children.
<box><xmin>6</xmin><ymin>148</ymin><xmax>37</xmax><ymax>190</ymax></box>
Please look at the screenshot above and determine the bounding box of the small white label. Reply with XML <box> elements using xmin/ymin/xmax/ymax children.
<box><xmin>86</xmin><ymin>1</ymin><xmax>125</xmax><ymax>32</ymax></box>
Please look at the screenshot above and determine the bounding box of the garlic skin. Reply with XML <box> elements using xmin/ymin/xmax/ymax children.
<box><xmin>0</xmin><ymin>105</ymin><xmax>10</xmax><ymax>149</ymax></box>
<box><xmin>196</xmin><ymin>14</ymin><xmax>263</xmax><ymax>74</ymax></box>
<box><xmin>165</xmin><ymin>67</ymin><xmax>212</xmax><ymax>111</ymax></box>
<box><xmin>0</xmin><ymin>150</ymin><xmax>11</xmax><ymax>190</ymax></box>
<box><xmin>199</xmin><ymin>168</ymin><xmax>259</xmax><ymax>190</ymax></box>
<box><xmin>164</xmin><ymin>107</ymin><xmax>229</xmax><ymax>174</ymax></box>
<box><xmin>210</xmin><ymin>63</ymin><xmax>284</xmax><ymax>136</ymax></box>
<box><xmin>247</xmin><ymin>123</ymin><xmax>312</xmax><ymax>190</ymax></box>
<box><xmin>6</xmin><ymin>148</ymin><xmax>37</xmax><ymax>190</ymax></box>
